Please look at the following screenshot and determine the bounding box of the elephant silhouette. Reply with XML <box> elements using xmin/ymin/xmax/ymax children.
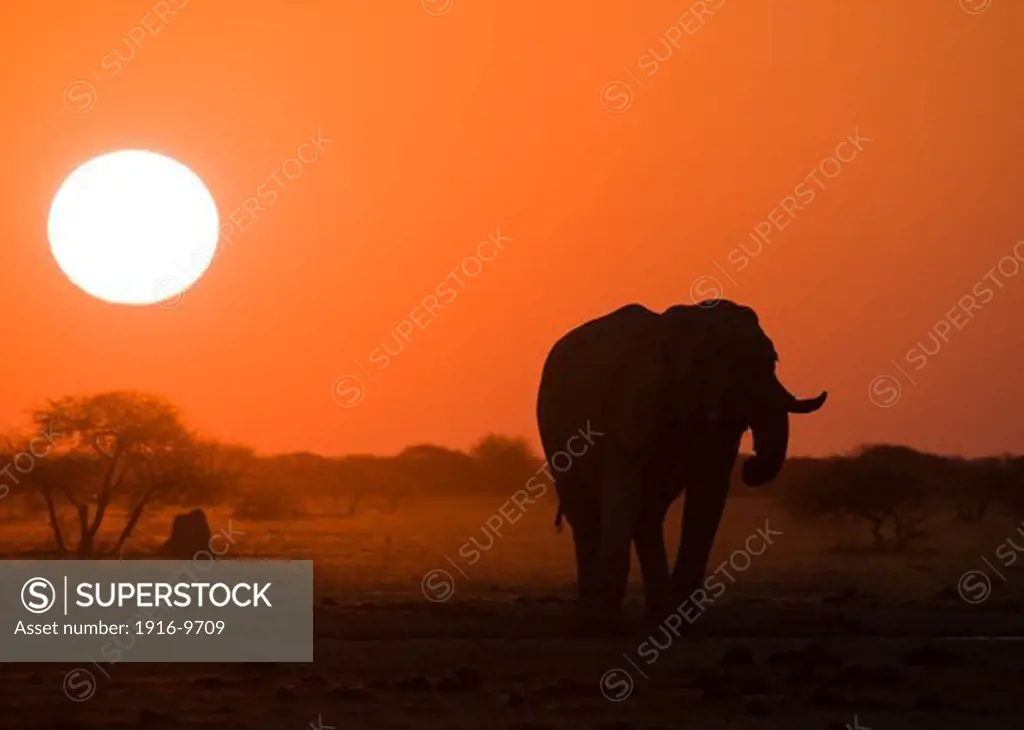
<box><xmin>536</xmin><ymin>300</ymin><xmax>826</xmax><ymax>626</ymax></box>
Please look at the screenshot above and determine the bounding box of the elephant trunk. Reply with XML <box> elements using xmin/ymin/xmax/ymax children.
<box><xmin>742</xmin><ymin>398</ymin><xmax>789</xmax><ymax>486</ymax></box>
<box><xmin>742</xmin><ymin>379</ymin><xmax>828</xmax><ymax>486</ymax></box>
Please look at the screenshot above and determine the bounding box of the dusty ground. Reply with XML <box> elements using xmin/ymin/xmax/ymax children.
<box><xmin>2</xmin><ymin>495</ymin><xmax>1024</xmax><ymax>729</ymax></box>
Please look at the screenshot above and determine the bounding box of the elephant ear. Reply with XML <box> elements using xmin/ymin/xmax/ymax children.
<box><xmin>700</xmin><ymin>305</ymin><xmax>778</xmax><ymax>421</ymax></box>
<box><xmin>689</xmin><ymin>302</ymin><xmax>767</xmax><ymax>359</ymax></box>
<box><xmin>662</xmin><ymin>302</ymin><xmax>773</xmax><ymax>423</ymax></box>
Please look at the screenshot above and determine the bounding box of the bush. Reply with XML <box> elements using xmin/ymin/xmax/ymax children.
<box><xmin>783</xmin><ymin>445</ymin><xmax>943</xmax><ymax>549</ymax></box>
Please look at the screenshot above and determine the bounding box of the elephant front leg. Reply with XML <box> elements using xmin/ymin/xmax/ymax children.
<box><xmin>633</xmin><ymin>506</ymin><xmax>670</xmax><ymax>621</ymax></box>
<box><xmin>670</xmin><ymin>472</ymin><xmax>731</xmax><ymax>612</ymax></box>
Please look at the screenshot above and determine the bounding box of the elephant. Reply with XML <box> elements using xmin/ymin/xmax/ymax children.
<box><xmin>536</xmin><ymin>300</ymin><xmax>826</xmax><ymax>625</ymax></box>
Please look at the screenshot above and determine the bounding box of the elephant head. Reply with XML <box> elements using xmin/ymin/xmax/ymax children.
<box><xmin>663</xmin><ymin>301</ymin><xmax>827</xmax><ymax>486</ymax></box>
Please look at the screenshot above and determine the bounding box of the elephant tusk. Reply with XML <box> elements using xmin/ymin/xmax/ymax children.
<box><xmin>787</xmin><ymin>390</ymin><xmax>828</xmax><ymax>414</ymax></box>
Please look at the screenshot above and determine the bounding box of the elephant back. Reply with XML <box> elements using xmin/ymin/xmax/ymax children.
<box><xmin>537</xmin><ymin>305</ymin><xmax>670</xmax><ymax>463</ymax></box>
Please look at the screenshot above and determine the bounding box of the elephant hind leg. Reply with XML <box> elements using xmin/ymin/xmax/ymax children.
<box><xmin>595</xmin><ymin>467</ymin><xmax>639</xmax><ymax>622</ymax></box>
<box><xmin>568</xmin><ymin>510</ymin><xmax>599</xmax><ymax>611</ymax></box>
<box><xmin>633</xmin><ymin>506</ymin><xmax>670</xmax><ymax>620</ymax></box>
<box><xmin>555</xmin><ymin>473</ymin><xmax>600</xmax><ymax>613</ymax></box>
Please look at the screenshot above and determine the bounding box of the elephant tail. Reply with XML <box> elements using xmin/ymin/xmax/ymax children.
<box><xmin>554</xmin><ymin>503</ymin><xmax>564</xmax><ymax>533</ymax></box>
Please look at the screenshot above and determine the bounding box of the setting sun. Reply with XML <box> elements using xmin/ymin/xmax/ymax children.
<box><xmin>46</xmin><ymin>150</ymin><xmax>219</xmax><ymax>306</ymax></box>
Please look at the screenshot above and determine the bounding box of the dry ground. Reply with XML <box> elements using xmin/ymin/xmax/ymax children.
<box><xmin>2</xmin><ymin>494</ymin><xmax>1024</xmax><ymax>729</ymax></box>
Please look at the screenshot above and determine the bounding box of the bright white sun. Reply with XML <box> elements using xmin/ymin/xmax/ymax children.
<box><xmin>47</xmin><ymin>150</ymin><xmax>219</xmax><ymax>306</ymax></box>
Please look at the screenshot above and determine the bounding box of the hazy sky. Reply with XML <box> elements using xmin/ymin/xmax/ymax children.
<box><xmin>2</xmin><ymin>0</ymin><xmax>1022</xmax><ymax>457</ymax></box>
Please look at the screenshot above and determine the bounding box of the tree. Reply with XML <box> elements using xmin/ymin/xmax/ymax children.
<box><xmin>0</xmin><ymin>433</ymin><xmax>51</xmax><ymax>522</ymax></box>
<box><xmin>783</xmin><ymin>445</ymin><xmax>941</xmax><ymax>550</ymax></box>
<box><xmin>946</xmin><ymin>455</ymin><xmax>998</xmax><ymax>523</ymax></box>
<box><xmin>997</xmin><ymin>456</ymin><xmax>1024</xmax><ymax>517</ymax></box>
<box><xmin>395</xmin><ymin>445</ymin><xmax>477</xmax><ymax>495</ymax></box>
<box><xmin>956</xmin><ymin>454</ymin><xmax>1024</xmax><ymax>521</ymax></box>
<box><xmin>470</xmin><ymin>434</ymin><xmax>540</xmax><ymax>493</ymax></box>
<box><xmin>30</xmin><ymin>391</ymin><xmax>198</xmax><ymax>556</ymax></box>
<box><xmin>327</xmin><ymin>456</ymin><xmax>378</xmax><ymax>517</ymax></box>
<box><xmin>343</xmin><ymin>454</ymin><xmax>416</xmax><ymax>513</ymax></box>
<box><xmin>152</xmin><ymin>441</ymin><xmax>257</xmax><ymax>508</ymax></box>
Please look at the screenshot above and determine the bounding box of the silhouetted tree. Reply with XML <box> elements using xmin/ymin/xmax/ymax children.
<box><xmin>233</xmin><ymin>452</ymin><xmax>321</xmax><ymax>520</ymax></box>
<box><xmin>155</xmin><ymin>441</ymin><xmax>257</xmax><ymax>507</ymax></box>
<box><xmin>470</xmin><ymin>434</ymin><xmax>539</xmax><ymax>493</ymax></box>
<box><xmin>784</xmin><ymin>445</ymin><xmax>941</xmax><ymax>550</ymax></box>
<box><xmin>395</xmin><ymin>444</ymin><xmax>476</xmax><ymax>495</ymax></box>
<box><xmin>29</xmin><ymin>391</ymin><xmax>199</xmax><ymax>556</ymax></box>
<box><xmin>999</xmin><ymin>456</ymin><xmax>1024</xmax><ymax>516</ymax></box>
<box><xmin>348</xmin><ymin>454</ymin><xmax>418</xmax><ymax>513</ymax></box>
<box><xmin>945</xmin><ymin>455</ymin><xmax>998</xmax><ymax>523</ymax></box>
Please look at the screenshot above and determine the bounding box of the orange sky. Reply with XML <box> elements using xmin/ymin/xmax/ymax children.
<box><xmin>2</xmin><ymin>0</ymin><xmax>1022</xmax><ymax>458</ymax></box>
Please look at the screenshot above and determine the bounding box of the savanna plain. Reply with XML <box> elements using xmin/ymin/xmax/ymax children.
<box><xmin>2</xmin><ymin>442</ymin><xmax>1024</xmax><ymax>730</ymax></box>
